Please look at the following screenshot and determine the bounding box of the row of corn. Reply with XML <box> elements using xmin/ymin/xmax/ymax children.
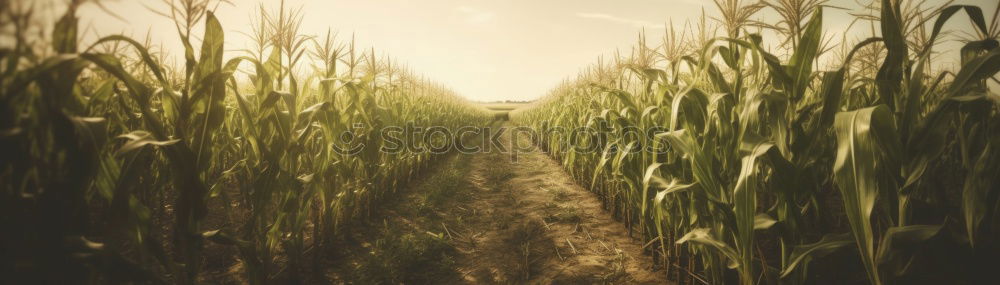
<box><xmin>514</xmin><ymin>0</ymin><xmax>1000</xmax><ymax>284</ymax></box>
<box><xmin>0</xmin><ymin>0</ymin><xmax>488</xmax><ymax>283</ymax></box>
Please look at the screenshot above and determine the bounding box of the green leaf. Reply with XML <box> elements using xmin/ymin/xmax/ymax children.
<box><xmin>70</xmin><ymin>116</ymin><xmax>108</xmax><ymax>151</ymax></box>
<box><xmin>733</xmin><ymin>136</ymin><xmax>789</xmax><ymax>283</ymax></box>
<box><xmin>902</xmin><ymin>49</ymin><xmax>1000</xmax><ymax>196</ymax></box>
<box><xmin>86</xmin><ymin>35</ymin><xmax>173</xmax><ymax>95</ymax></box>
<box><xmin>875</xmin><ymin>224</ymin><xmax>943</xmax><ymax>278</ymax></box>
<box><xmin>875</xmin><ymin>0</ymin><xmax>907</xmax><ymax>111</ymax></box>
<box><xmin>780</xmin><ymin>233</ymin><xmax>853</xmax><ymax>278</ymax></box>
<box><xmin>962</xmin><ymin>142</ymin><xmax>1000</xmax><ymax>247</ymax></box>
<box><xmin>813</xmin><ymin>70</ymin><xmax>845</xmax><ymax>132</ymax></box>
<box><xmin>788</xmin><ymin>8</ymin><xmax>822</xmax><ymax>99</ymax></box>
<box><xmin>190</xmin><ymin>11</ymin><xmax>226</xmax><ymax>169</ymax></box>
<box><xmin>832</xmin><ymin>105</ymin><xmax>901</xmax><ymax>285</ymax></box>
<box><xmin>903</xmin><ymin>5</ymin><xmax>989</xmax><ymax>138</ymax></box>
<box><xmin>657</xmin><ymin>129</ymin><xmax>723</xmax><ymax>202</ymax></box>
<box><xmin>928</xmin><ymin>6</ymin><xmax>989</xmax><ymax>51</ymax></box>
<box><xmin>52</xmin><ymin>10</ymin><xmax>78</xmax><ymax>54</ymax></box>
<box><xmin>753</xmin><ymin>213</ymin><xmax>776</xmax><ymax>230</ymax></box>
<box><xmin>117</xmin><ymin>131</ymin><xmax>180</xmax><ymax>155</ymax></box>
<box><xmin>676</xmin><ymin>228</ymin><xmax>741</xmax><ymax>269</ymax></box>
<box><xmin>948</xmin><ymin>48</ymin><xmax>1000</xmax><ymax>98</ymax></box>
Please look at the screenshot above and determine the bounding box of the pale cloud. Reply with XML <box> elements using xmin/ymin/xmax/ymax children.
<box><xmin>456</xmin><ymin>6</ymin><xmax>495</xmax><ymax>24</ymax></box>
<box><xmin>576</xmin><ymin>12</ymin><xmax>664</xmax><ymax>29</ymax></box>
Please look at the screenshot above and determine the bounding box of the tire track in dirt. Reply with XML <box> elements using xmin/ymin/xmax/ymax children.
<box><xmin>321</xmin><ymin>123</ymin><xmax>668</xmax><ymax>284</ymax></box>
<box><xmin>451</xmin><ymin>124</ymin><xmax>669</xmax><ymax>284</ymax></box>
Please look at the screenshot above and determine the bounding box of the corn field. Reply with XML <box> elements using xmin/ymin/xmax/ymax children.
<box><xmin>3</xmin><ymin>0</ymin><xmax>1000</xmax><ymax>284</ymax></box>
<box><xmin>515</xmin><ymin>0</ymin><xmax>1000</xmax><ymax>284</ymax></box>
<box><xmin>1</xmin><ymin>0</ymin><xmax>486</xmax><ymax>283</ymax></box>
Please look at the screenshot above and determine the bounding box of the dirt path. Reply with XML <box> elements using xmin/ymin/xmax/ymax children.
<box><xmin>324</xmin><ymin>123</ymin><xmax>669</xmax><ymax>284</ymax></box>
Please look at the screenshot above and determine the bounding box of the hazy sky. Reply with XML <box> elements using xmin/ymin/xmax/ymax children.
<box><xmin>74</xmin><ymin>0</ymin><xmax>996</xmax><ymax>102</ymax></box>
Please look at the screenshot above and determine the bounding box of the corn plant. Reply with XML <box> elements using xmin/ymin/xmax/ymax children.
<box><xmin>1</xmin><ymin>0</ymin><xmax>488</xmax><ymax>283</ymax></box>
<box><xmin>514</xmin><ymin>0</ymin><xmax>1000</xmax><ymax>284</ymax></box>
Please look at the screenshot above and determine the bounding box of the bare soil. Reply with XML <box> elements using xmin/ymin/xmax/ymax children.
<box><xmin>322</xmin><ymin>123</ymin><xmax>670</xmax><ymax>284</ymax></box>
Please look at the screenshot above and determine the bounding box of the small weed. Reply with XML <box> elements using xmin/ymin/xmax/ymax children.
<box><xmin>354</xmin><ymin>230</ymin><xmax>459</xmax><ymax>284</ymax></box>
<box><xmin>550</xmin><ymin>188</ymin><xmax>571</xmax><ymax>202</ymax></box>
<box><xmin>598</xmin><ymin>248</ymin><xmax>628</xmax><ymax>283</ymax></box>
<box><xmin>419</xmin><ymin>158</ymin><xmax>472</xmax><ymax>208</ymax></box>
<box><xmin>544</xmin><ymin>205</ymin><xmax>582</xmax><ymax>224</ymax></box>
<box><xmin>499</xmin><ymin>220</ymin><xmax>550</xmax><ymax>281</ymax></box>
